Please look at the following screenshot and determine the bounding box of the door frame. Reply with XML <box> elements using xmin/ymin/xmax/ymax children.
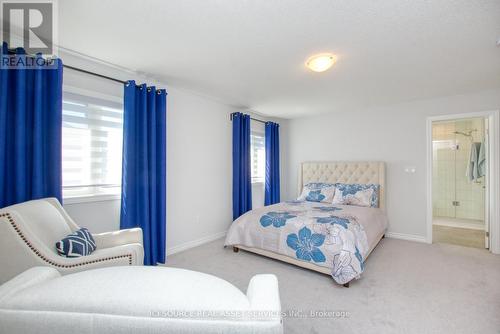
<box><xmin>426</xmin><ymin>110</ymin><xmax>500</xmax><ymax>254</ymax></box>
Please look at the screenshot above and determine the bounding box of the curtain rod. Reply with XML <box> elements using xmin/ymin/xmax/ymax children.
<box><xmin>230</xmin><ymin>112</ymin><xmax>275</xmax><ymax>125</ymax></box>
<box><xmin>63</xmin><ymin>64</ymin><xmax>127</xmax><ymax>84</ymax></box>
<box><xmin>248</xmin><ymin>117</ymin><xmax>266</xmax><ymax>124</ymax></box>
<box><xmin>5</xmin><ymin>47</ymin><xmax>128</xmax><ymax>84</ymax></box>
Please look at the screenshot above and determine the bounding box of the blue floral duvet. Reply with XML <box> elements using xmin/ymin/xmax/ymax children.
<box><xmin>225</xmin><ymin>201</ymin><xmax>388</xmax><ymax>285</ymax></box>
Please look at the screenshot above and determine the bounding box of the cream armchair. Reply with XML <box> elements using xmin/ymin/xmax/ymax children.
<box><xmin>0</xmin><ymin>198</ymin><xmax>144</xmax><ymax>284</ymax></box>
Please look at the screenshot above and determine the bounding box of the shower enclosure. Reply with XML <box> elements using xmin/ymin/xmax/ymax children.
<box><xmin>432</xmin><ymin>118</ymin><xmax>486</xmax><ymax>230</ymax></box>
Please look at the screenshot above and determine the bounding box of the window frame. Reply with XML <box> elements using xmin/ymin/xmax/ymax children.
<box><xmin>250</xmin><ymin>130</ymin><xmax>266</xmax><ymax>185</ymax></box>
<box><xmin>61</xmin><ymin>85</ymin><xmax>124</xmax><ymax>204</ymax></box>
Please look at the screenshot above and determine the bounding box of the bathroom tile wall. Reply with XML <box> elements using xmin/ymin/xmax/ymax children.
<box><xmin>432</xmin><ymin>118</ymin><xmax>485</xmax><ymax>221</ymax></box>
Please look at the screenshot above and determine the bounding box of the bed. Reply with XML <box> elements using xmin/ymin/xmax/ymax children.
<box><xmin>225</xmin><ymin>161</ymin><xmax>388</xmax><ymax>287</ymax></box>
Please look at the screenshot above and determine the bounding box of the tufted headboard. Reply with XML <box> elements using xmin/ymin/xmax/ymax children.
<box><xmin>298</xmin><ymin>161</ymin><xmax>386</xmax><ymax>210</ymax></box>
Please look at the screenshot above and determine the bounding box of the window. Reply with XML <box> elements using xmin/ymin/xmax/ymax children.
<box><xmin>62</xmin><ymin>91</ymin><xmax>123</xmax><ymax>199</ymax></box>
<box><xmin>251</xmin><ymin>131</ymin><xmax>265</xmax><ymax>183</ymax></box>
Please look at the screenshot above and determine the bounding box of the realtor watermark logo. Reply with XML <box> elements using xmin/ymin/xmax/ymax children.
<box><xmin>1</xmin><ymin>0</ymin><xmax>57</xmax><ymax>56</ymax></box>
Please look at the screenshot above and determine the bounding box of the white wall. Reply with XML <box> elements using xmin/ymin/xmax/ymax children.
<box><xmin>58</xmin><ymin>50</ymin><xmax>287</xmax><ymax>256</ymax></box>
<box><xmin>64</xmin><ymin>199</ymin><xmax>121</xmax><ymax>234</ymax></box>
<box><xmin>63</xmin><ymin>83</ymin><xmax>237</xmax><ymax>253</ymax></box>
<box><xmin>60</xmin><ymin>64</ymin><xmax>238</xmax><ymax>252</ymax></box>
<box><xmin>165</xmin><ymin>86</ymin><xmax>234</xmax><ymax>252</ymax></box>
<box><xmin>285</xmin><ymin>88</ymin><xmax>500</xmax><ymax>239</ymax></box>
<box><xmin>56</xmin><ymin>49</ymin><xmax>500</xmax><ymax>250</ymax></box>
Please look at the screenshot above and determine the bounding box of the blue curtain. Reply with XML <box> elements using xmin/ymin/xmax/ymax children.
<box><xmin>265</xmin><ymin>122</ymin><xmax>280</xmax><ymax>205</ymax></box>
<box><xmin>0</xmin><ymin>43</ymin><xmax>63</xmax><ymax>208</ymax></box>
<box><xmin>120</xmin><ymin>81</ymin><xmax>167</xmax><ymax>266</ymax></box>
<box><xmin>232</xmin><ymin>112</ymin><xmax>252</xmax><ymax>220</ymax></box>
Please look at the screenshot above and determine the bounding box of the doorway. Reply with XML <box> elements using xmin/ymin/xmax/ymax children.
<box><xmin>431</xmin><ymin>118</ymin><xmax>487</xmax><ymax>248</ymax></box>
<box><xmin>426</xmin><ymin>110</ymin><xmax>500</xmax><ymax>254</ymax></box>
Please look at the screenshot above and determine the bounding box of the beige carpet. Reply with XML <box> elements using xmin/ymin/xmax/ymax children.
<box><xmin>433</xmin><ymin>225</ymin><xmax>485</xmax><ymax>249</ymax></box>
<box><xmin>165</xmin><ymin>237</ymin><xmax>500</xmax><ymax>334</ymax></box>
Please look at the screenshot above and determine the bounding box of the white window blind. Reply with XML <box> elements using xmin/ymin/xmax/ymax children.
<box><xmin>251</xmin><ymin>132</ymin><xmax>265</xmax><ymax>183</ymax></box>
<box><xmin>62</xmin><ymin>91</ymin><xmax>123</xmax><ymax>198</ymax></box>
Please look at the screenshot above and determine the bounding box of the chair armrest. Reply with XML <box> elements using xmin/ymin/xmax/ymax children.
<box><xmin>246</xmin><ymin>274</ymin><xmax>281</xmax><ymax>315</ymax></box>
<box><xmin>92</xmin><ymin>228</ymin><xmax>143</xmax><ymax>249</ymax></box>
<box><xmin>45</xmin><ymin>243</ymin><xmax>144</xmax><ymax>269</ymax></box>
<box><xmin>88</xmin><ymin>243</ymin><xmax>144</xmax><ymax>266</ymax></box>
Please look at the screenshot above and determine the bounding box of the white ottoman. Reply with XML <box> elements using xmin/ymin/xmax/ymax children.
<box><xmin>0</xmin><ymin>266</ymin><xmax>282</xmax><ymax>334</ymax></box>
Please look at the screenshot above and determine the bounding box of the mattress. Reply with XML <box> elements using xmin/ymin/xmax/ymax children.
<box><xmin>225</xmin><ymin>201</ymin><xmax>388</xmax><ymax>284</ymax></box>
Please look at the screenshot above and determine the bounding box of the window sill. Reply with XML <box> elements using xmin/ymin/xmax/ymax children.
<box><xmin>63</xmin><ymin>193</ymin><xmax>121</xmax><ymax>205</ymax></box>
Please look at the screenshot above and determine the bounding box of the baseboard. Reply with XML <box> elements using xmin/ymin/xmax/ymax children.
<box><xmin>385</xmin><ymin>232</ymin><xmax>427</xmax><ymax>243</ymax></box>
<box><xmin>167</xmin><ymin>231</ymin><xmax>227</xmax><ymax>256</ymax></box>
<box><xmin>165</xmin><ymin>230</ymin><xmax>426</xmax><ymax>256</ymax></box>
<box><xmin>433</xmin><ymin>219</ymin><xmax>484</xmax><ymax>231</ymax></box>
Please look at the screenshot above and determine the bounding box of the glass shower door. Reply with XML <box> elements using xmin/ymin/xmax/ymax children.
<box><xmin>432</xmin><ymin>122</ymin><xmax>457</xmax><ymax>218</ymax></box>
<box><xmin>432</xmin><ymin>118</ymin><xmax>485</xmax><ymax>221</ymax></box>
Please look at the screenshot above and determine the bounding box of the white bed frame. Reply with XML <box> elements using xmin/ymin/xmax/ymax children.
<box><xmin>233</xmin><ymin>161</ymin><xmax>386</xmax><ymax>286</ymax></box>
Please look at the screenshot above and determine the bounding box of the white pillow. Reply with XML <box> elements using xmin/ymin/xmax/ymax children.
<box><xmin>297</xmin><ymin>183</ymin><xmax>336</xmax><ymax>203</ymax></box>
<box><xmin>332</xmin><ymin>187</ymin><xmax>374</xmax><ymax>207</ymax></box>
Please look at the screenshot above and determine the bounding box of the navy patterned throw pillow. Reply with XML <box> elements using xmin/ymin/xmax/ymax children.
<box><xmin>56</xmin><ymin>228</ymin><xmax>96</xmax><ymax>258</ymax></box>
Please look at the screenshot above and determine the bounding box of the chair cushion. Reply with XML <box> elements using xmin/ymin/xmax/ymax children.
<box><xmin>56</xmin><ymin>228</ymin><xmax>96</xmax><ymax>258</ymax></box>
<box><xmin>1</xmin><ymin>267</ymin><xmax>251</xmax><ymax>316</ymax></box>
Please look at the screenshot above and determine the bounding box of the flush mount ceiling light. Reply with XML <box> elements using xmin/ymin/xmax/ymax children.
<box><xmin>305</xmin><ymin>53</ymin><xmax>337</xmax><ymax>72</ymax></box>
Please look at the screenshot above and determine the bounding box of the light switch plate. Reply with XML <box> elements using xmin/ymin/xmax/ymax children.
<box><xmin>404</xmin><ymin>166</ymin><xmax>416</xmax><ymax>173</ymax></box>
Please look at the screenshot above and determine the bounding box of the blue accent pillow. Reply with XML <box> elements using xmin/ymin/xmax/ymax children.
<box><xmin>56</xmin><ymin>228</ymin><xmax>96</xmax><ymax>258</ymax></box>
<box><xmin>334</xmin><ymin>183</ymin><xmax>380</xmax><ymax>208</ymax></box>
<box><xmin>297</xmin><ymin>183</ymin><xmax>336</xmax><ymax>203</ymax></box>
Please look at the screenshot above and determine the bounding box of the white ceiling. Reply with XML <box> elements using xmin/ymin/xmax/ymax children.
<box><xmin>59</xmin><ymin>0</ymin><xmax>500</xmax><ymax>119</ymax></box>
